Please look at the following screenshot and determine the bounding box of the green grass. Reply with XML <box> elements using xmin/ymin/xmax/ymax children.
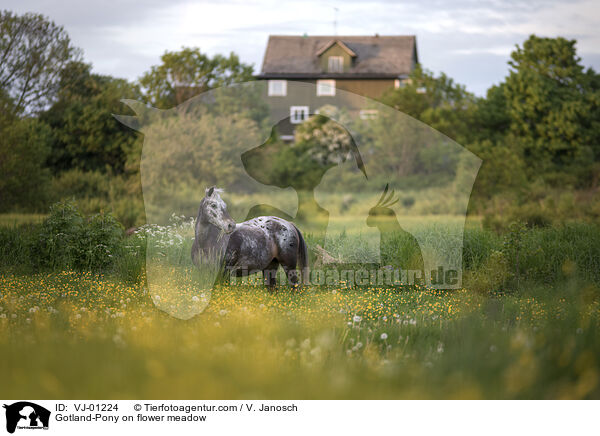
<box><xmin>0</xmin><ymin>213</ymin><xmax>47</xmax><ymax>227</ymax></box>
<box><xmin>0</xmin><ymin>271</ymin><xmax>598</xmax><ymax>399</ymax></box>
<box><xmin>1</xmin><ymin>205</ymin><xmax>600</xmax><ymax>399</ymax></box>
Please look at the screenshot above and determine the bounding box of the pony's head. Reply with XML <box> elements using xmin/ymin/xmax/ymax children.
<box><xmin>366</xmin><ymin>184</ymin><xmax>398</xmax><ymax>228</ymax></box>
<box><xmin>200</xmin><ymin>187</ymin><xmax>236</xmax><ymax>234</ymax></box>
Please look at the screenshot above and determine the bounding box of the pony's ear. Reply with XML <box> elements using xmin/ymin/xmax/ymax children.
<box><xmin>206</xmin><ymin>186</ymin><xmax>215</xmax><ymax>197</ymax></box>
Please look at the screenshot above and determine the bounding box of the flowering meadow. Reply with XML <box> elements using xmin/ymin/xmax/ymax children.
<box><xmin>1</xmin><ymin>206</ymin><xmax>599</xmax><ymax>399</ymax></box>
<box><xmin>1</xmin><ymin>270</ymin><xmax>598</xmax><ymax>399</ymax></box>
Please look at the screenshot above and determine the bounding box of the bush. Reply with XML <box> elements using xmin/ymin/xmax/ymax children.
<box><xmin>51</xmin><ymin>169</ymin><xmax>145</xmax><ymax>227</ymax></box>
<box><xmin>36</xmin><ymin>201</ymin><xmax>124</xmax><ymax>270</ymax></box>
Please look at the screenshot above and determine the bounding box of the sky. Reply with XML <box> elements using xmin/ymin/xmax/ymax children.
<box><xmin>4</xmin><ymin>0</ymin><xmax>600</xmax><ymax>96</ymax></box>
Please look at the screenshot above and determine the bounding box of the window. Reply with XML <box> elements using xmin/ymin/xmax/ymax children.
<box><xmin>328</xmin><ymin>56</ymin><xmax>343</xmax><ymax>73</ymax></box>
<box><xmin>316</xmin><ymin>79</ymin><xmax>336</xmax><ymax>96</ymax></box>
<box><xmin>268</xmin><ymin>80</ymin><xmax>287</xmax><ymax>96</ymax></box>
<box><xmin>290</xmin><ymin>106</ymin><xmax>309</xmax><ymax>124</ymax></box>
<box><xmin>395</xmin><ymin>78</ymin><xmax>409</xmax><ymax>89</ymax></box>
<box><xmin>359</xmin><ymin>109</ymin><xmax>379</xmax><ymax>120</ymax></box>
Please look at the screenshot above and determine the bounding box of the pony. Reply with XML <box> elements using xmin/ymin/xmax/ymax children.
<box><xmin>191</xmin><ymin>187</ymin><xmax>308</xmax><ymax>289</ymax></box>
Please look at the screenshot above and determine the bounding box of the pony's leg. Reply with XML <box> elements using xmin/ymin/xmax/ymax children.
<box><xmin>263</xmin><ymin>259</ymin><xmax>279</xmax><ymax>292</ymax></box>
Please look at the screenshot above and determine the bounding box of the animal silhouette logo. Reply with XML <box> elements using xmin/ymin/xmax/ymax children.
<box><xmin>241</xmin><ymin>114</ymin><xmax>367</xmax><ymax>244</ymax></box>
<box><xmin>366</xmin><ymin>184</ymin><xmax>424</xmax><ymax>282</ymax></box>
<box><xmin>3</xmin><ymin>402</ymin><xmax>50</xmax><ymax>433</ymax></box>
<box><xmin>114</xmin><ymin>79</ymin><xmax>481</xmax><ymax>319</ymax></box>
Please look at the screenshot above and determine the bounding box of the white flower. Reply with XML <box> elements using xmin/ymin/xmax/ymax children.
<box><xmin>353</xmin><ymin>315</ymin><xmax>362</xmax><ymax>323</ymax></box>
<box><xmin>112</xmin><ymin>334</ymin><xmax>126</xmax><ymax>347</ymax></box>
<box><xmin>75</xmin><ymin>314</ymin><xmax>82</xmax><ymax>320</ymax></box>
<box><xmin>380</xmin><ymin>333</ymin><xmax>388</xmax><ymax>340</ymax></box>
<box><xmin>191</xmin><ymin>296</ymin><xmax>200</xmax><ymax>302</ymax></box>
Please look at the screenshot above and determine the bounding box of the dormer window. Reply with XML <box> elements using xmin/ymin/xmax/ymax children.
<box><xmin>328</xmin><ymin>56</ymin><xmax>344</xmax><ymax>73</ymax></box>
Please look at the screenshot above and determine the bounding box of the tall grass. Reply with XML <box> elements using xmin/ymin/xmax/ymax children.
<box><xmin>1</xmin><ymin>203</ymin><xmax>599</xmax><ymax>399</ymax></box>
<box><xmin>1</xmin><ymin>203</ymin><xmax>600</xmax><ymax>294</ymax></box>
<box><xmin>0</xmin><ymin>272</ymin><xmax>598</xmax><ymax>399</ymax></box>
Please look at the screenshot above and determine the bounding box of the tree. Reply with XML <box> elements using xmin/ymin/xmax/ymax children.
<box><xmin>139</xmin><ymin>47</ymin><xmax>254</xmax><ymax>108</ymax></box>
<box><xmin>0</xmin><ymin>118</ymin><xmax>52</xmax><ymax>211</ymax></box>
<box><xmin>378</xmin><ymin>65</ymin><xmax>477</xmax><ymax>144</ymax></box>
<box><xmin>0</xmin><ymin>10</ymin><xmax>80</xmax><ymax>115</ymax></box>
<box><xmin>41</xmin><ymin>61</ymin><xmax>142</xmax><ymax>173</ymax></box>
<box><xmin>503</xmin><ymin>35</ymin><xmax>600</xmax><ymax>180</ymax></box>
<box><xmin>470</xmin><ymin>83</ymin><xmax>511</xmax><ymax>144</ymax></box>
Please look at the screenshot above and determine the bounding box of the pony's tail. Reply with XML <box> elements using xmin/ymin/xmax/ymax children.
<box><xmin>292</xmin><ymin>223</ymin><xmax>309</xmax><ymax>285</ymax></box>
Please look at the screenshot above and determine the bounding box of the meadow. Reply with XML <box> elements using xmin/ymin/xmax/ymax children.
<box><xmin>1</xmin><ymin>204</ymin><xmax>600</xmax><ymax>399</ymax></box>
<box><xmin>1</xmin><ymin>272</ymin><xmax>598</xmax><ymax>399</ymax></box>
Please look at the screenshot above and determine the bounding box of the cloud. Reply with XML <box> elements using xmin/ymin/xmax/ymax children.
<box><xmin>4</xmin><ymin>0</ymin><xmax>600</xmax><ymax>95</ymax></box>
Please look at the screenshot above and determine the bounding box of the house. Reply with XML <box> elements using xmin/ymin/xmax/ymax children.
<box><xmin>256</xmin><ymin>34</ymin><xmax>418</xmax><ymax>138</ymax></box>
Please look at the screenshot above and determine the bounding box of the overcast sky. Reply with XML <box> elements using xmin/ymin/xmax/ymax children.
<box><xmin>5</xmin><ymin>0</ymin><xmax>600</xmax><ymax>95</ymax></box>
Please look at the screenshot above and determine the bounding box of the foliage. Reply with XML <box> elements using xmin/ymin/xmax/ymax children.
<box><xmin>139</xmin><ymin>109</ymin><xmax>263</xmax><ymax>206</ymax></box>
<box><xmin>0</xmin><ymin>10</ymin><xmax>81</xmax><ymax>115</ymax></box>
<box><xmin>468</xmin><ymin>136</ymin><xmax>528</xmax><ymax>201</ymax></box>
<box><xmin>243</xmin><ymin>114</ymin><xmax>362</xmax><ymax>191</ymax></box>
<box><xmin>379</xmin><ymin>65</ymin><xmax>477</xmax><ymax>144</ymax></box>
<box><xmin>503</xmin><ymin>35</ymin><xmax>600</xmax><ymax>184</ymax></box>
<box><xmin>139</xmin><ymin>47</ymin><xmax>254</xmax><ymax>109</ymax></box>
<box><xmin>41</xmin><ymin>61</ymin><xmax>143</xmax><ymax>174</ymax></box>
<box><xmin>295</xmin><ymin>114</ymin><xmax>357</xmax><ymax>166</ymax></box>
<box><xmin>50</xmin><ymin>169</ymin><xmax>145</xmax><ymax>228</ymax></box>
<box><xmin>0</xmin><ymin>118</ymin><xmax>52</xmax><ymax>212</ymax></box>
<box><xmin>35</xmin><ymin>201</ymin><xmax>123</xmax><ymax>271</ymax></box>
